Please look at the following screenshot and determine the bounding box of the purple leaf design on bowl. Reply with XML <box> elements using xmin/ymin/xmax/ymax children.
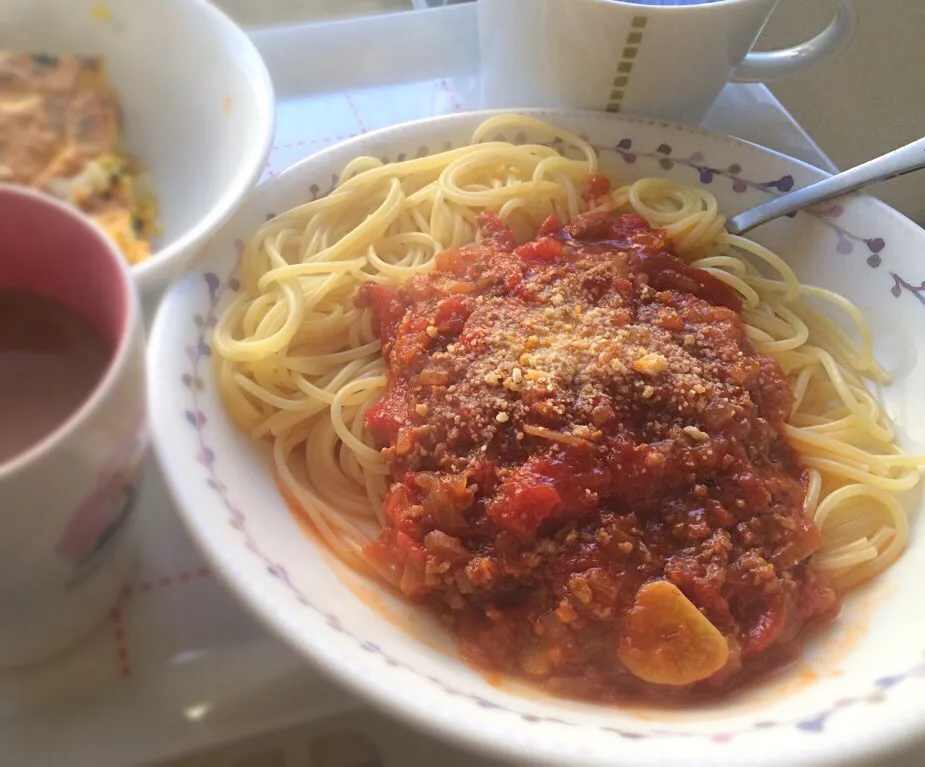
<box><xmin>197</xmin><ymin>448</ymin><xmax>215</xmax><ymax>468</ymax></box>
<box><xmin>876</xmin><ymin>674</ymin><xmax>905</xmax><ymax>689</ymax></box>
<box><xmin>176</xmin><ymin>137</ymin><xmax>925</xmax><ymax>747</ymax></box>
<box><xmin>796</xmin><ymin>714</ymin><xmax>829</xmax><ymax>733</ymax></box>
<box><xmin>204</xmin><ymin>272</ymin><xmax>220</xmax><ymax>293</ymax></box>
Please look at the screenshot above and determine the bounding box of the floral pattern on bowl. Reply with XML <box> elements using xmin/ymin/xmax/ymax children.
<box><xmin>183</xmin><ymin>265</ymin><xmax>925</xmax><ymax>744</ymax></box>
<box><xmin>150</xmin><ymin>110</ymin><xmax>925</xmax><ymax>767</ymax></box>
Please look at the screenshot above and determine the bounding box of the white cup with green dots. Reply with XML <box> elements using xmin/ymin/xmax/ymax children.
<box><xmin>479</xmin><ymin>0</ymin><xmax>857</xmax><ymax>125</ymax></box>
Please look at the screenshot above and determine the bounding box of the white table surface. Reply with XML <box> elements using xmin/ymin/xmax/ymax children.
<box><xmin>4</xmin><ymin>4</ymin><xmax>921</xmax><ymax>767</ymax></box>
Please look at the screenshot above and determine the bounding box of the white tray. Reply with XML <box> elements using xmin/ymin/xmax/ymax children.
<box><xmin>8</xmin><ymin>5</ymin><xmax>907</xmax><ymax>766</ymax></box>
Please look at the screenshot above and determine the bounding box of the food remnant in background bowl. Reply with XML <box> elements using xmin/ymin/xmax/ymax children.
<box><xmin>0</xmin><ymin>52</ymin><xmax>158</xmax><ymax>264</ymax></box>
<box><xmin>213</xmin><ymin>115</ymin><xmax>923</xmax><ymax>705</ymax></box>
<box><xmin>90</xmin><ymin>2</ymin><xmax>113</xmax><ymax>23</ymax></box>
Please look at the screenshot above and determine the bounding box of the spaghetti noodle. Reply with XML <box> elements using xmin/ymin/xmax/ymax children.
<box><xmin>213</xmin><ymin>113</ymin><xmax>920</xmax><ymax>601</ymax></box>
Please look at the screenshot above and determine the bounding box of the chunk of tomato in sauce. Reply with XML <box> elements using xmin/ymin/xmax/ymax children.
<box><xmin>356</xmin><ymin>282</ymin><xmax>405</xmax><ymax>349</ymax></box>
<box><xmin>435</xmin><ymin>245</ymin><xmax>493</xmax><ymax>279</ymax></box>
<box><xmin>514</xmin><ymin>237</ymin><xmax>565</xmax><ymax>263</ymax></box>
<box><xmin>364</xmin><ymin>381</ymin><xmax>409</xmax><ymax>445</ymax></box>
<box><xmin>434</xmin><ymin>295</ymin><xmax>474</xmax><ymax>333</ymax></box>
<box><xmin>582</xmin><ymin>173</ymin><xmax>612</xmax><ymax>206</ymax></box>
<box><xmin>487</xmin><ymin>478</ymin><xmax>562</xmax><ymax>540</ymax></box>
<box><xmin>629</xmin><ymin>248</ymin><xmax>741</xmax><ymax>312</ymax></box>
<box><xmin>566</xmin><ymin>212</ymin><xmax>652</xmax><ymax>246</ymax></box>
<box><xmin>486</xmin><ymin>447</ymin><xmax>608</xmax><ymax>539</ymax></box>
<box><xmin>537</xmin><ymin>214</ymin><xmax>561</xmax><ymax>237</ymax></box>
<box><xmin>740</xmin><ymin>594</ymin><xmax>787</xmax><ymax>657</ymax></box>
<box><xmin>356</xmin><ymin>282</ymin><xmax>391</xmax><ymax>313</ymax></box>
<box><xmin>476</xmin><ymin>211</ymin><xmax>517</xmax><ymax>252</ymax></box>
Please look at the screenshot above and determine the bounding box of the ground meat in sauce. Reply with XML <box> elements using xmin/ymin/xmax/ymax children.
<box><xmin>361</xmin><ymin>203</ymin><xmax>838</xmax><ymax>703</ymax></box>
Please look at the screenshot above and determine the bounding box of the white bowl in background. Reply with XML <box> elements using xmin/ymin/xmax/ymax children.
<box><xmin>0</xmin><ymin>0</ymin><xmax>275</xmax><ymax>298</ymax></box>
<box><xmin>148</xmin><ymin>110</ymin><xmax>925</xmax><ymax>767</ymax></box>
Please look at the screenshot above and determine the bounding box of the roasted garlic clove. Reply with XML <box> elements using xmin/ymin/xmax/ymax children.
<box><xmin>617</xmin><ymin>580</ymin><xmax>730</xmax><ymax>686</ymax></box>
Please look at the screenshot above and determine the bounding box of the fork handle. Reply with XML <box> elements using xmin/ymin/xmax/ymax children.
<box><xmin>726</xmin><ymin>135</ymin><xmax>925</xmax><ymax>236</ymax></box>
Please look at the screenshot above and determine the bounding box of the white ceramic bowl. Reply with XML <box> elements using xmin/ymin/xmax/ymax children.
<box><xmin>149</xmin><ymin>110</ymin><xmax>925</xmax><ymax>767</ymax></box>
<box><xmin>0</xmin><ymin>0</ymin><xmax>275</xmax><ymax>298</ymax></box>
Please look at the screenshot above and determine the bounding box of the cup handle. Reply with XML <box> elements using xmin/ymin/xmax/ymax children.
<box><xmin>732</xmin><ymin>0</ymin><xmax>857</xmax><ymax>83</ymax></box>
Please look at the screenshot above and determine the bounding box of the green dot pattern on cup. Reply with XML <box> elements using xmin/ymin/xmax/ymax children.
<box><xmin>608</xmin><ymin>15</ymin><xmax>648</xmax><ymax>113</ymax></box>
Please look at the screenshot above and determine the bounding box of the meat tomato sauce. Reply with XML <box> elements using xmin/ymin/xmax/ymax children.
<box><xmin>360</xmin><ymin>200</ymin><xmax>837</xmax><ymax>702</ymax></box>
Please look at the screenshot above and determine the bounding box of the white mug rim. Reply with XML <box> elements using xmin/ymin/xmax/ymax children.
<box><xmin>604</xmin><ymin>0</ymin><xmax>772</xmax><ymax>10</ymax></box>
<box><xmin>0</xmin><ymin>184</ymin><xmax>142</xmax><ymax>482</ymax></box>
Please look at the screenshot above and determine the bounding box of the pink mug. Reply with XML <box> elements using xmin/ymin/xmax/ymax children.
<box><xmin>0</xmin><ymin>185</ymin><xmax>147</xmax><ymax>667</ymax></box>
